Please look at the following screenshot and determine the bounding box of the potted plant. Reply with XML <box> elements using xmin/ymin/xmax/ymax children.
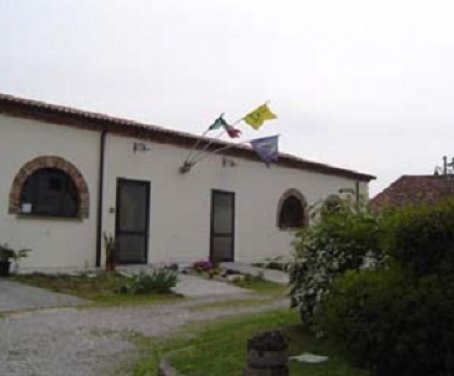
<box><xmin>103</xmin><ymin>233</ymin><xmax>117</xmax><ymax>272</ymax></box>
<box><xmin>0</xmin><ymin>244</ymin><xmax>30</xmax><ymax>277</ymax></box>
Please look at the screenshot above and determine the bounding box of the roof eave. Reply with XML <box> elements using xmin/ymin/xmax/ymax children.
<box><xmin>0</xmin><ymin>93</ymin><xmax>375</xmax><ymax>182</ymax></box>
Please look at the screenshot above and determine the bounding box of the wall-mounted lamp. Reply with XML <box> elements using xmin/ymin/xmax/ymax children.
<box><xmin>338</xmin><ymin>188</ymin><xmax>354</xmax><ymax>194</ymax></box>
<box><xmin>133</xmin><ymin>142</ymin><xmax>150</xmax><ymax>153</ymax></box>
<box><xmin>222</xmin><ymin>157</ymin><xmax>237</xmax><ymax>168</ymax></box>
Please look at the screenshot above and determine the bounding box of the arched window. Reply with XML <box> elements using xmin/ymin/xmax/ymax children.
<box><xmin>20</xmin><ymin>168</ymin><xmax>79</xmax><ymax>217</ymax></box>
<box><xmin>9</xmin><ymin>156</ymin><xmax>90</xmax><ymax>219</ymax></box>
<box><xmin>277</xmin><ymin>189</ymin><xmax>307</xmax><ymax>229</ymax></box>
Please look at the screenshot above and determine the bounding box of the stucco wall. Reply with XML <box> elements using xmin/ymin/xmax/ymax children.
<box><xmin>102</xmin><ymin>134</ymin><xmax>368</xmax><ymax>264</ymax></box>
<box><xmin>0</xmin><ymin>114</ymin><xmax>99</xmax><ymax>269</ymax></box>
<box><xmin>0</xmin><ymin>114</ymin><xmax>369</xmax><ymax>269</ymax></box>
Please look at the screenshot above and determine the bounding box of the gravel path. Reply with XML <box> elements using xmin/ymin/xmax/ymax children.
<box><xmin>0</xmin><ymin>295</ymin><xmax>288</xmax><ymax>376</ymax></box>
<box><xmin>0</xmin><ymin>279</ymin><xmax>88</xmax><ymax>312</ymax></box>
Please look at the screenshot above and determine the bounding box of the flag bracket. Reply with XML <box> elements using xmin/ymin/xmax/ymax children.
<box><xmin>179</xmin><ymin>160</ymin><xmax>194</xmax><ymax>174</ymax></box>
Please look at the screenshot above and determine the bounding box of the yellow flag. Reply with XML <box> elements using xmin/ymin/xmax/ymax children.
<box><xmin>243</xmin><ymin>103</ymin><xmax>277</xmax><ymax>129</ymax></box>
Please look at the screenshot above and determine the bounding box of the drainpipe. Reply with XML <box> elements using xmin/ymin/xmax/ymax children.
<box><xmin>95</xmin><ymin>129</ymin><xmax>107</xmax><ymax>267</ymax></box>
<box><xmin>355</xmin><ymin>181</ymin><xmax>360</xmax><ymax>211</ymax></box>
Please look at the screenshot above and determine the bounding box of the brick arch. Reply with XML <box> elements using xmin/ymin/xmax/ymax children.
<box><xmin>8</xmin><ymin>156</ymin><xmax>90</xmax><ymax>218</ymax></box>
<box><xmin>276</xmin><ymin>188</ymin><xmax>309</xmax><ymax>229</ymax></box>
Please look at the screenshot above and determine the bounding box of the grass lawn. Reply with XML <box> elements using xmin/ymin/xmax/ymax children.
<box><xmin>12</xmin><ymin>272</ymin><xmax>182</xmax><ymax>306</ymax></box>
<box><xmin>189</xmin><ymin>297</ymin><xmax>279</xmax><ymax>312</ymax></box>
<box><xmin>133</xmin><ymin>310</ymin><xmax>369</xmax><ymax>376</ymax></box>
<box><xmin>230</xmin><ymin>278</ymin><xmax>287</xmax><ymax>295</ymax></box>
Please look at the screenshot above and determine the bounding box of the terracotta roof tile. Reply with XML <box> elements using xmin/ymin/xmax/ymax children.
<box><xmin>371</xmin><ymin>175</ymin><xmax>454</xmax><ymax>210</ymax></box>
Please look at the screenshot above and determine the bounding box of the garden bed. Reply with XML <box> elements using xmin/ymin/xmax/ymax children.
<box><xmin>12</xmin><ymin>271</ymin><xmax>181</xmax><ymax>305</ymax></box>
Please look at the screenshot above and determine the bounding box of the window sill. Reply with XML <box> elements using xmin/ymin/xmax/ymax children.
<box><xmin>278</xmin><ymin>226</ymin><xmax>302</xmax><ymax>232</ymax></box>
<box><xmin>16</xmin><ymin>213</ymin><xmax>83</xmax><ymax>222</ymax></box>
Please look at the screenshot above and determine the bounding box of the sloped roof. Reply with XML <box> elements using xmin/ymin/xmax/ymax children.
<box><xmin>371</xmin><ymin>175</ymin><xmax>454</xmax><ymax>209</ymax></box>
<box><xmin>0</xmin><ymin>93</ymin><xmax>375</xmax><ymax>181</ymax></box>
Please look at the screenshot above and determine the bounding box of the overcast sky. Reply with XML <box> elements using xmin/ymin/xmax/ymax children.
<box><xmin>2</xmin><ymin>0</ymin><xmax>454</xmax><ymax>195</ymax></box>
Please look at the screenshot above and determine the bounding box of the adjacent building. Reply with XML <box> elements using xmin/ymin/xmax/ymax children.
<box><xmin>371</xmin><ymin>175</ymin><xmax>454</xmax><ymax>211</ymax></box>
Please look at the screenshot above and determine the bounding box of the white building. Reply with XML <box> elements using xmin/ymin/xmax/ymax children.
<box><xmin>0</xmin><ymin>94</ymin><xmax>374</xmax><ymax>271</ymax></box>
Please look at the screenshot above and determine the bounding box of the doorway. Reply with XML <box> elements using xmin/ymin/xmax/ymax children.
<box><xmin>115</xmin><ymin>178</ymin><xmax>150</xmax><ymax>264</ymax></box>
<box><xmin>210</xmin><ymin>190</ymin><xmax>235</xmax><ymax>263</ymax></box>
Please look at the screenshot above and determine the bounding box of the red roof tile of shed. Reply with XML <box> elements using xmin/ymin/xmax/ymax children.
<box><xmin>371</xmin><ymin>175</ymin><xmax>454</xmax><ymax>210</ymax></box>
<box><xmin>0</xmin><ymin>93</ymin><xmax>375</xmax><ymax>182</ymax></box>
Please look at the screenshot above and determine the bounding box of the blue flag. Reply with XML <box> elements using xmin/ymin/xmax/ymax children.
<box><xmin>250</xmin><ymin>135</ymin><xmax>279</xmax><ymax>166</ymax></box>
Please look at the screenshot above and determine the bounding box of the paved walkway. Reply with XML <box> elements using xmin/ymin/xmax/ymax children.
<box><xmin>221</xmin><ymin>262</ymin><xmax>289</xmax><ymax>284</ymax></box>
<box><xmin>0</xmin><ymin>279</ymin><xmax>87</xmax><ymax>313</ymax></box>
<box><xmin>117</xmin><ymin>265</ymin><xmax>251</xmax><ymax>298</ymax></box>
<box><xmin>173</xmin><ymin>273</ymin><xmax>250</xmax><ymax>297</ymax></box>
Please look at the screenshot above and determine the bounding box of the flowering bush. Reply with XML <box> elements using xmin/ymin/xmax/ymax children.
<box><xmin>192</xmin><ymin>260</ymin><xmax>222</xmax><ymax>278</ymax></box>
<box><xmin>289</xmin><ymin>201</ymin><xmax>384</xmax><ymax>327</ymax></box>
<box><xmin>192</xmin><ymin>260</ymin><xmax>213</xmax><ymax>272</ymax></box>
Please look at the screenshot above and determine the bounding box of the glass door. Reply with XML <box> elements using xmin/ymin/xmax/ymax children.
<box><xmin>115</xmin><ymin>179</ymin><xmax>150</xmax><ymax>264</ymax></box>
<box><xmin>210</xmin><ymin>190</ymin><xmax>235</xmax><ymax>262</ymax></box>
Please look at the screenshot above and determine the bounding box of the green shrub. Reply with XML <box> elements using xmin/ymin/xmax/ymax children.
<box><xmin>118</xmin><ymin>269</ymin><xmax>178</xmax><ymax>295</ymax></box>
<box><xmin>382</xmin><ymin>200</ymin><xmax>454</xmax><ymax>276</ymax></box>
<box><xmin>316</xmin><ymin>268</ymin><xmax>454</xmax><ymax>376</ymax></box>
<box><xmin>293</xmin><ymin>198</ymin><xmax>454</xmax><ymax>375</ymax></box>
<box><xmin>289</xmin><ymin>203</ymin><xmax>384</xmax><ymax>326</ymax></box>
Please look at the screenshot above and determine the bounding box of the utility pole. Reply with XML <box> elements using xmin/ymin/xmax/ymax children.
<box><xmin>434</xmin><ymin>156</ymin><xmax>454</xmax><ymax>177</ymax></box>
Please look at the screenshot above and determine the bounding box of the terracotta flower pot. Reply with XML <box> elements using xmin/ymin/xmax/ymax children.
<box><xmin>247</xmin><ymin>349</ymin><xmax>288</xmax><ymax>368</ymax></box>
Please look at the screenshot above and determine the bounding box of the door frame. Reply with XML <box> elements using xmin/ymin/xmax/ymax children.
<box><xmin>115</xmin><ymin>177</ymin><xmax>151</xmax><ymax>264</ymax></box>
<box><xmin>209</xmin><ymin>189</ymin><xmax>235</xmax><ymax>263</ymax></box>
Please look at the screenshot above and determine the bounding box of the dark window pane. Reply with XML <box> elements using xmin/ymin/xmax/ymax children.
<box><xmin>118</xmin><ymin>183</ymin><xmax>148</xmax><ymax>232</ymax></box>
<box><xmin>19</xmin><ymin>168</ymin><xmax>79</xmax><ymax>218</ymax></box>
<box><xmin>279</xmin><ymin>196</ymin><xmax>304</xmax><ymax>228</ymax></box>
<box><xmin>21</xmin><ymin>178</ymin><xmax>33</xmax><ymax>205</ymax></box>
<box><xmin>211</xmin><ymin>191</ymin><xmax>234</xmax><ymax>263</ymax></box>
<box><xmin>213</xmin><ymin>193</ymin><xmax>233</xmax><ymax>234</ymax></box>
<box><xmin>116</xmin><ymin>234</ymin><xmax>147</xmax><ymax>263</ymax></box>
<box><xmin>49</xmin><ymin>177</ymin><xmax>62</xmax><ymax>191</ymax></box>
<box><xmin>212</xmin><ymin>236</ymin><xmax>233</xmax><ymax>263</ymax></box>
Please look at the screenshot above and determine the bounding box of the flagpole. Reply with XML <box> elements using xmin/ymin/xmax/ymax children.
<box><xmin>192</xmin><ymin>132</ymin><xmax>281</xmax><ymax>165</ymax></box>
<box><xmin>187</xmin><ymin>117</ymin><xmax>243</xmax><ymax>164</ymax></box>
<box><xmin>183</xmin><ymin>127</ymin><xmax>211</xmax><ymax>164</ymax></box>
<box><xmin>183</xmin><ymin>112</ymin><xmax>226</xmax><ymax>164</ymax></box>
<box><xmin>188</xmin><ymin>129</ymin><xmax>225</xmax><ymax>161</ymax></box>
<box><xmin>191</xmin><ymin>138</ymin><xmax>252</xmax><ymax>165</ymax></box>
